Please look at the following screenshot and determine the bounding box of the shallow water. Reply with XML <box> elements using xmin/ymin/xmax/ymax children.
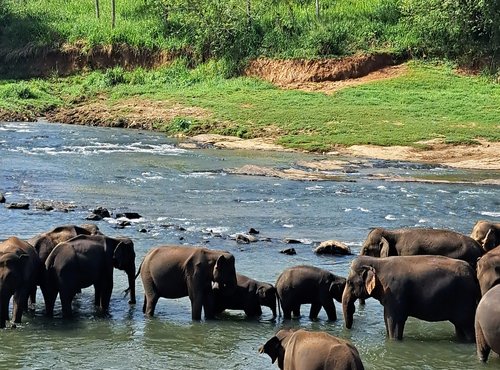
<box><xmin>1</xmin><ymin>121</ymin><xmax>499</xmax><ymax>369</ymax></box>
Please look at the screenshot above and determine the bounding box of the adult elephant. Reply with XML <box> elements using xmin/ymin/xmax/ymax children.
<box><xmin>259</xmin><ymin>328</ymin><xmax>365</xmax><ymax>370</ymax></box>
<box><xmin>28</xmin><ymin>224</ymin><xmax>101</xmax><ymax>264</ymax></box>
<box><xmin>476</xmin><ymin>247</ymin><xmax>500</xmax><ymax>295</ymax></box>
<box><xmin>471</xmin><ymin>220</ymin><xmax>500</xmax><ymax>252</ymax></box>
<box><xmin>0</xmin><ymin>237</ymin><xmax>42</xmax><ymax>328</ymax></box>
<box><xmin>140</xmin><ymin>245</ymin><xmax>237</xmax><ymax>320</ymax></box>
<box><xmin>360</xmin><ymin>227</ymin><xmax>483</xmax><ymax>266</ymax></box>
<box><xmin>475</xmin><ymin>284</ymin><xmax>500</xmax><ymax>362</ymax></box>
<box><xmin>44</xmin><ymin>234</ymin><xmax>136</xmax><ymax>317</ymax></box>
<box><xmin>275</xmin><ymin>265</ymin><xmax>346</xmax><ymax>321</ymax></box>
<box><xmin>342</xmin><ymin>255</ymin><xmax>479</xmax><ymax>341</ymax></box>
<box><xmin>214</xmin><ymin>273</ymin><xmax>277</xmax><ymax>318</ymax></box>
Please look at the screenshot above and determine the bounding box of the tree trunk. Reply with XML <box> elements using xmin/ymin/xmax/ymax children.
<box><xmin>95</xmin><ymin>0</ymin><xmax>100</xmax><ymax>18</ymax></box>
<box><xmin>315</xmin><ymin>0</ymin><xmax>320</xmax><ymax>19</ymax></box>
<box><xmin>111</xmin><ymin>0</ymin><xmax>116</xmax><ymax>28</ymax></box>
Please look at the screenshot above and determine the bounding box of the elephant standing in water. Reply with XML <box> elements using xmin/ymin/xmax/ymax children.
<box><xmin>213</xmin><ymin>273</ymin><xmax>277</xmax><ymax>318</ymax></box>
<box><xmin>44</xmin><ymin>234</ymin><xmax>136</xmax><ymax>317</ymax></box>
<box><xmin>27</xmin><ymin>224</ymin><xmax>102</xmax><ymax>305</ymax></box>
<box><xmin>259</xmin><ymin>329</ymin><xmax>365</xmax><ymax>370</ymax></box>
<box><xmin>471</xmin><ymin>220</ymin><xmax>500</xmax><ymax>252</ymax></box>
<box><xmin>475</xmin><ymin>284</ymin><xmax>500</xmax><ymax>362</ymax></box>
<box><xmin>0</xmin><ymin>237</ymin><xmax>42</xmax><ymax>328</ymax></box>
<box><xmin>343</xmin><ymin>255</ymin><xmax>479</xmax><ymax>341</ymax></box>
<box><xmin>476</xmin><ymin>247</ymin><xmax>500</xmax><ymax>295</ymax></box>
<box><xmin>140</xmin><ymin>245</ymin><xmax>237</xmax><ymax>320</ymax></box>
<box><xmin>360</xmin><ymin>227</ymin><xmax>483</xmax><ymax>266</ymax></box>
<box><xmin>275</xmin><ymin>265</ymin><xmax>345</xmax><ymax>320</ymax></box>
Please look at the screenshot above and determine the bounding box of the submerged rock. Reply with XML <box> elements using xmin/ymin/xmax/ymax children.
<box><xmin>116</xmin><ymin>212</ymin><xmax>142</xmax><ymax>219</ymax></box>
<box><xmin>0</xmin><ymin>193</ymin><xmax>5</xmax><ymax>203</ymax></box>
<box><xmin>5</xmin><ymin>202</ymin><xmax>29</xmax><ymax>209</ymax></box>
<box><xmin>93</xmin><ymin>206</ymin><xmax>111</xmax><ymax>218</ymax></box>
<box><xmin>280</xmin><ymin>248</ymin><xmax>297</xmax><ymax>255</ymax></box>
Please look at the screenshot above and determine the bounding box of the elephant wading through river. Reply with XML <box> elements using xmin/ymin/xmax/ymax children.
<box><xmin>475</xmin><ymin>284</ymin><xmax>500</xmax><ymax>362</ymax></box>
<box><xmin>140</xmin><ymin>245</ymin><xmax>237</xmax><ymax>320</ymax></box>
<box><xmin>360</xmin><ymin>227</ymin><xmax>484</xmax><ymax>267</ymax></box>
<box><xmin>476</xmin><ymin>247</ymin><xmax>500</xmax><ymax>295</ymax></box>
<box><xmin>259</xmin><ymin>329</ymin><xmax>365</xmax><ymax>370</ymax></box>
<box><xmin>0</xmin><ymin>237</ymin><xmax>42</xmax><ymax>328</ymax></box>
<box><xmin>276</xmin><ymin>265</ymin><xmax>346</xmax><ymax>321</ymax></box>
<box><xmin>213</xmin><ymin>273</ymin><xmax>277</xmax><ymax>318</ymax></box>
<box><xmin>342</xmin><ymin>255</ymin><xmax>479</xmax><ymax>341</ymax></box>
<box><xmin>44</xmin><ymin>234</ymin><xmax>136</xmax><ymax>317</ymax></box>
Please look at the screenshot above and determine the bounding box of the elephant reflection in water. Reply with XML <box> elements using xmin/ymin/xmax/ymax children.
<box><xmin>44</xmin><ymin>234</ymin><xmax>136</xmax><ymax>317</ymax></box>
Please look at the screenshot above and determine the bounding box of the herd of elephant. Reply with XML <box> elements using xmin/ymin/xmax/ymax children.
<box><xmin>1</xmin><ymin>220</ymin><xmax>500</xmax><ymax>369</ymax></box>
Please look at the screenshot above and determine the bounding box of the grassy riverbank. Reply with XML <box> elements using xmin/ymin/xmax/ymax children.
<box><xmin>1</xmin><ymin>61</ymin><xmax>499</xmax><ymax>152</ymax></box>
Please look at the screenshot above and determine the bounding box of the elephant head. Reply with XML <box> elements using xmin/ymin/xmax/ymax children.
<box><xmin>0</xmin><ymin>249</ymin><xmax>29</xmax><ymax>328</ymax></box>
<box><xmin>342</xmin><ymin>258</ymin><xmax>379</xmax><ymax>329</ymax></box>
<box><xmin>360</xmin><ymin>228</ymin><xmax>393</xmax><ymax>257</ymax></box>
<box><xmin>212</xmin><ymin>253</ymin><xmax>237</xmax><ymax>292</ymax></box>
<box><xmin>259</xmin><ymin>329</ymin><xmax>292</xmax><ymax>369</ymax></box>
<box><xmin>257</xmin><ymin>284</ymin><xmax>278</xmax><ymax>317</ymax></box>
<box><xmin>111</xmin><ymin>237</ymin><xmax>136</xmax><ymax>304</ymax></box>
<box><xmin>329</xmin><ymin>276</ymin><xmax>347</xmax><ymax>302</ymax></box>
<box><xmin>476</xmin><ymin>249</ymin><xmax>500</xmax><ymax>295</ymax></box>
<box><xmin>471</xmin><ymin>221</ymin><xmax>500</xmax><ymax>252</ymax></box>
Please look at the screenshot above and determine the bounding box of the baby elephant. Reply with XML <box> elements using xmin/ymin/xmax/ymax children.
<box><xmin>260</xmin><ymin>329</ymin><xmax>365</xmax><ymax>370</ymax></box>
<box><xmin>276</xmin><ymin>265</ymin><xmax>346</xmax><ymax>320</ymax></box>
<box><xmin>476</xmin><ymin>284</ymin><xmax>500</xmax><ymax>362</ymax></box>
<box><xmin>214</xmin><ymin>273</ymin><xmax>277</xmax><ymax>317</ymax></box>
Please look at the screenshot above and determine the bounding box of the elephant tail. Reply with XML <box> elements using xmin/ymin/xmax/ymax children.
<box><xmin>123</xmin><ymin>259</ymin><xmax>143</xmax><ymax>297</ymax></box>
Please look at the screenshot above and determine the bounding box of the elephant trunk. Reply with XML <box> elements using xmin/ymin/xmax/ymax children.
<box><xmin>127</xmin><ymin>264</ymin><xmax>136</xmax><ymax>304</ymax></box>
<box><xmin>342</xmin><ymin>286</ymin><xmax>356</xmax><ymax>329</ymax></box>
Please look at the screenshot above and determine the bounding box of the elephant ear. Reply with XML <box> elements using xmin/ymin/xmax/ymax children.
<box><xmin>215</xmin><ymin>255</ymin><xmax>227</xmax><ymax>270</ymax></box>
<box><xmin>362</xmin><ymin>266</ymin><xmax>377</xmax><ymax>295</ymax></box>
<box><xmin>483</xmin><ymin>228</ymin><xmax>497</xmax><ymax>251</ymax></box>
<box><xmin>379</xmin><ymin>236</ymin><xmax>391</xmax><ymax>257</ymax></box>
<box><xmin>259</xmin><ymin>336</ymin><xmax>281</xmax><ymax>364</ymax></box>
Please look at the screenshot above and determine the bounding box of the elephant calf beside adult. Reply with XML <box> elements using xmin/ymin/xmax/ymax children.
<box><xmin>360</xmin><ymin>227</ymin><xmax>484</xmax><ymax>267</ymax></box>
<box><xmin>260</xmin><ymin>329</ymin><xmax>365</xmax><ymax>370</ymax></box>
<box><xmin>471</xmin><ymin>220</ymin><xmax>500</xmax><ymax>252</ymax></box>
<box><xmin>140</xmin><ymin>245</ymin><xmax>237</xmax><ymax>320</ymax></box>
<box><xmin>275</xmin><ymin>265</ymin><xmax>346</xmax><ymax>321</ymax></box>
<box><xmin>213</xmin><ymin>273</ymin><xmax>277</xmax><ymax>318</ymax></box>
<box><xmin>0</xmin><ymin>237</ymin><xmax>42</xmax><ymax>328</ymax></box>
<box><xmin>342</xmin><ymin>255</ymin><xmax>480</xmax><ymax>341</ymax></box>
<box><xmin>44</xmin><ymin>234</ymin><xmax>136</xmax><ymax>317</ymax></box>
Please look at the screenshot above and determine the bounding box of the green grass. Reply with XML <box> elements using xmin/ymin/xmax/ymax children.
<box><xmin>1</xmin><ymin>61</ymin><xmax>499</xmax><ymax>151</ymax></box>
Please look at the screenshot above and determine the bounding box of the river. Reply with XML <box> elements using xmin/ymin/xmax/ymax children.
<box><xmin>1</xmin><ymin>121</ymin><xmax>499</xmax><ymax>369</ymax></box>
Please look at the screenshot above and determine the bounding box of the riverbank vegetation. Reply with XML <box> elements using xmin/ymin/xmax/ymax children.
<box><xmin>1</xmin><ymin>61</ymin><xmax>499</xmax><ymax>151</ymax></box>
<box><xmin>1</xmin><ymin>0</ymin><xmax>499</xmax><ymax>73</ymax></box>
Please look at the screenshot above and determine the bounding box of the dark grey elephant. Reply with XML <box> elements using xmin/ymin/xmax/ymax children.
<box><xmin>471</xmin><ymin>220</ymin><xmax>500</xmax><ymax>252</ymax></box>
<box><xmin>44</xmin><ymin>234</ymin><xmax>136</xmax><ymax>317</ymax></box>
<box><xmin>476</xmin><ymin>247</ymin><xmax>500</xmax><ymax>295</ymax></box>
<box><xmin>214</xmin><ymin>273</ymin><xmax>277</xmax><ymax>317</ymax></box>
<box><xmin>275</xmin><ymin>265</ymin><xmax>346</xmax><ymax>321</ymax></box>
<box><xmin>140</xmin><ymin>245</ymin><xmax>237</xmax><ymax>320</ymax></box>
<box><xmin>27</xmin><ymin>224</ymin><xmax>102</xmax><ymax>305</ymax></box>
<box><xmin>259</xmin><ymin>328</ymin><xmax>365</xmax><ymax>370</ymax></box>
<box><xmin>475</xmin><ymin>284</ymin><xmax>500</xmax><ymax>362</ymax></box>
<box><xmin>360</xmin><ymin>227</ymin><xmax>483</xmax><ymax>266</ymax></box>
<box><xmin>0</xmin><ymin>237</ymin><xmax>42</xmax><ymax>328</ymax></box>
<box><xmin>343</xmin><ymin>255</ymin><xmax>479</xmax><ymax>341</ymax></box>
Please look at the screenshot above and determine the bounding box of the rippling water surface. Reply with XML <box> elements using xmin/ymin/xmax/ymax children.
<box><xmin>1</xmin><ymin>122</ymin><xmax>499</xmax><ymax>369</ymax></box>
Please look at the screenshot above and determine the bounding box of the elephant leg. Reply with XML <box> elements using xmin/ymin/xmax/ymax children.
<box><xmin>309</xmin><ymin>303</ymin><xmax>322</xmax><ymax>320</ymax></box>
<box><xmin>60</xmin><ymin>290</ymin><xmax>75</xmax><ymax>318</ymax></box>
<box><xmin>322</xmin><ymin>300</ymin><xmax>337</xmax><ymax>321</ymax></box>
<box><xmin>144</xmin><ymin>292</ymin><xmax>159</xmax><ymax>317</ymax></box>
<box><xmin>475</xmin><ymin>322</ymin><xmax>491</xmax><ymax>362</ymax></box>
<box><xmin>142</xmin><ymin>295</ymin><xmax>147</xmax><ymax>314</ymax></box>
<box><xmin>12</xmin><ymin>292</ymin><xmax>23</xmax><ymax>324</ymax></box>
<box><xmin>385</xmin><ymin>310</ymin><xmax>406</xmax><ymax>340</ymax></box>
<box><xmin>454</xmin><ymin>322</ymin><xmax>475</xmax><ymax>343</ymax></box>
<box><xmin>29</xmin><ymin>286</ymin><xmax>37</xmax><ymax>309</ymax></box>
<box><xmin>292</xmin><ymin>304</ymin><xmax>301</xmax><ymax>318</ymax></box>
<box><xmin>0</xmin><ymin>297</ymin><xmax>10</xmax><ymax>329</ymax></box>
<box><xmin>94</xmin><ymin>284</ymin><xmax>102</xmax><ymax>307</ymax></box>
<box><xmin>190</xmin><ymin>293</ymin><xmax>204</xmax><ymax>321</ymax></box>
<box><xmin>202</xmin><ymin>291</ymin><xmax>216</xmax><ymax>320</ymax></box>
<box><xmin>282</xmin><ymin>306</ymin><xmax>292</xmax><ymax>320</ymax></box>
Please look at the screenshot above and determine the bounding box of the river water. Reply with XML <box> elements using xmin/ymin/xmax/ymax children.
<box><xmin>1</xmin><ymin>121</ymin><xmax>499</xmax><ymax>369</ymax></box>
